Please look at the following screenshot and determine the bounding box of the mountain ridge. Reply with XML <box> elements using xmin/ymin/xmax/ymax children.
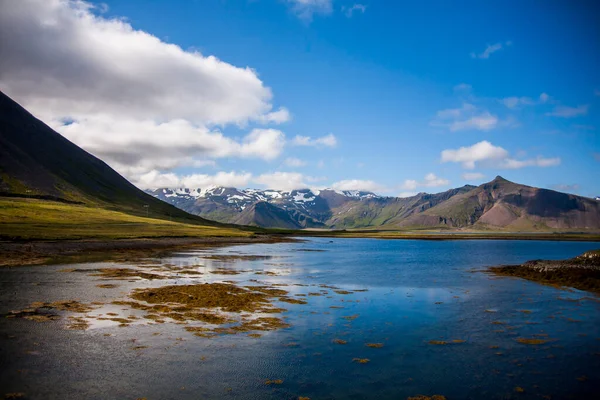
<box><xmin>147</xmin><ymin>178</ymin><xmax>600</xmax><ymax>231</ymax></box>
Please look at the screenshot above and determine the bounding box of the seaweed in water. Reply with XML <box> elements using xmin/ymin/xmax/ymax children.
<box><xmin>264</xmin><ymin>379</ymin><xmax>283</xmax><ymax>385</ymax></box>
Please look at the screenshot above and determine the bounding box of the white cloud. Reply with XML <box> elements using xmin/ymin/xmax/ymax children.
<box><xmin>502</xmin><ymin>96</ymin><xmax>534</xmax><ymax>109</ymax></box>
<box><xmin>254</xmin><ymin>172</ymin><xmax>311</xmax><ymax>191</ymax></box>
<box><xmin>256</xmin><ymin>107</ymin><xmax>291</xmax><ymax>124</ymax></box>
<box><xmin>432</xmin><ymin>103</ymin><xmax>499</xmax><ymax>132</ymax></box>
<box><xmin>331</xmin><ymin>179</ymin><xmax>386</xmax><ymax>192</ymax></box>
<box><xmin>401</xmin><ymin>173</ymin><xmax>450</xmax><ymax>191</ymax></box>
<box><xmin>284</xmin><ymin>157</ymin><xmax>307</xmax><ymax>167</ymax></box>
<box><xmin>450</xmin><ymin>112</ymin><xmax>498</xmax><ymax>131</ymax></box>
<box><xmin>501</xmin><ymin>93</ymin><xmax>551</xmax><ymax>109</ymax></box>
<box><xmin>546</xmin><ymin>105</ymin><xmax>589</xmax><ymax>118</ymax></box>
<box><xmin>470</xmin><ymin>41</ymin><xmax>511</xmax><ymax>59</ymax></box>
<box><xmin>287</xmin><ymin>0</ymin><xmax>333</xmax><ymax>20</ymax></box>
<box><xmin>462</xmin><ymin>172</ymin><xmax>485</xmax><ymax>181</ymax></box>
<box><xmin>0</xmin><ymin>0</ymin><xmax>288</xmax><ymax>181</ymax></box>
<box><xmin>292</xmin><ymin>133</ymin><xmax>337</xmax><ymax>147</ymax></box>
<box><xmin>135</xmin><ymin>170</ymin><xmax>252</xmax><ymax>190</ymax></box>
<box><xmin>441</xmin><ymin>141</ymin><xmax>509</xmax><ymax>169</ymax></box>
<box><xmin>58</xmin><ymin>117</ymin><xmax>285</xmax><ymax>178</ymax></box>
<box><xmin>441</xmin><ymin>141</ymin><xmax>560</xmax><ymax>170</ymax></box>
<box><xmin>398</xmin><ymin>192</ymin><xmax>418</xmax><ymax>198</ymax></box>
<box><xmin>343</xmin><ymin>4</ymin><xmax>367</xmax><ymax>17</ymax></box>
<box><xmin>499</xmin><ymin>157</ymin><xmax>561</xmax><ymax>169</ymax></box>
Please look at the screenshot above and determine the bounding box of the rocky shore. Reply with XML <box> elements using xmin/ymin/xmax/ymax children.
<box><xmin>488</xmin><ymin>250</ymin><xmax>600</xmax><ymax>294</ymax></box>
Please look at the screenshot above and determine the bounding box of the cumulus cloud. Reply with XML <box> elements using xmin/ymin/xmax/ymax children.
<box><xmin>0</xmin><ymin>0</ymin><xmax>289</xmax><ymax>182</ymax></box>
<box><xmin>331</xmin><ymin>179</ymin><xmax>386</xmax><ymax>192</ymax></box>
<box><xmin>400</xmin><ymin>173</ymin><xmax>450</xmax><ymax>191</ymax></box>
<box><xmin>287</xmin><ymin>0</ymin><xmax>333</xmax><ymax>20</ymax></box>
<box><xmin>343</xmin><ymin>4</ymin><xmax>367</xmax><ymax>17</ymax></box>
<box><xmin>135</xmin><ymin>171</ymin><xmax>253</xmax><ymax>190</ymax></box>
<box><xmin>470</xmin><ymin>41</ymin><xmax>512</xmax><ymax>59</ymax></box>
<box><xmin>441</xmin><ymin>141</ymin><xmax>560</xmax><ymax>170</ymax></box>
<box><xmin>546</xmin><ymin>105</ymin><xmax>589</xmax><ymax>118</ymax></box>
<box><xmin>441</xmin><ymin>141</ymin><xmax>508</xmax><ymax>169</ymax></box>
<box><xmin>462</xmin><ymin>172</ymin><xmax>485</xmax><ymax>181</ymax></box>
<box><xmin>256</xmin><ymin>107</ymin><xmax>291</xmax><ymax>124</ymax></box>
<box><xmin>254</xmin><ymin>172</ymin><xmax>312</xmax><ymax>191</ymax></box>
<box><xmin>292</xmin><ymin>133</ymin><xmax>337</xmax><ymax>147</ymax></box>
<box><xmin>431</xmin><ymin>103</ymin><xmax>499</xmax><ymax>132</ymax></box>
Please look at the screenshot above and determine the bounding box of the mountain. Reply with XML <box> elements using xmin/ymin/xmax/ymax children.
<box><xmin>400</xmin><ymin>176</ymin><xmax>600</xmax><ymax>231</ymax></box>
<box><xmin>0</xmin><ymin>91</ymin><xmax>217</xmax><ymax>225</ymax></box>
<box><xmin>148</xmin><ymin>178</ymin><xmax>600</xmax><ymax>231</ymax></box>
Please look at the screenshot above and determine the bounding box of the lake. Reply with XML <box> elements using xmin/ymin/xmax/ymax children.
<box><xmin>1</xmin><ymin>238</ymin><xmax>599</xmax><ymax>399</ymax></box>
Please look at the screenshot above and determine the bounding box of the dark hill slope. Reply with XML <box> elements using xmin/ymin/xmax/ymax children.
<box><xmin>0</xmin><ymin>91</ymin><xmax>216</xmax><ymax>224</ymax></box>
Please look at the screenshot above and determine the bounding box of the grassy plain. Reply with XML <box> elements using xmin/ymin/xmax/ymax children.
<box><xmin>0</xmin><ymin>198</ymin><xmax>252</xmax><ymax>240</ymax></box>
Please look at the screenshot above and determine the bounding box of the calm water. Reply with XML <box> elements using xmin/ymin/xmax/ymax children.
<box><xmin>1</xmin><ymin>238</ymin><xmax>600</xmax><ymax>399</ymax></box>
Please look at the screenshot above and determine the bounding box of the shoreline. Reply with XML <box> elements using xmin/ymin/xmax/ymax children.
<box><xmin>300</xmin><ymin>231</ymin><xmax>600</xmax><ymax>242</ymax></box>
<box><xmin>487</xmin><ymin>250</ymin><xmax>600</xmax><ymax>294</ymax></box>
<box><xmin>0</xmin><ymin>235</ymin><xmax>295</xmax><ymax>268</ymax></box>
<box><xmin>2</xmin><ymin>232</ymin><xmax>600</xmax><ymax>268</ymax></box>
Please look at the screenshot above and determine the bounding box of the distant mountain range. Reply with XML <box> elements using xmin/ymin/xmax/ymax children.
<box><xmin>147</xmin><ymin>179</ymin><xmax>600</xmax><ymax>231</ymax></box>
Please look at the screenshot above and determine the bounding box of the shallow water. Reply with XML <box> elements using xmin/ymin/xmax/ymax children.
<box><xmin>1</xmin><ymin>238</ymin><xmax>600</xmax><ymax>399</ymax></box>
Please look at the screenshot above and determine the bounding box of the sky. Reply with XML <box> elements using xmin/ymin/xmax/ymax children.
<box><xmin>0</xmin><ymin>0</ymin><xmax>599</xmax><ymax>197</ymax></box>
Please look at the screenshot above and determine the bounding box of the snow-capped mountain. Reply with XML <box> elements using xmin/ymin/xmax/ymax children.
<box><xmin>146</xmin><ymin>187</ymin><xmax>382</xmax><ymax>229</ymax></box>
<box><xmin>146</xmin><ymin>177</ymin><xmax>600</xmax><ymax>231</ymax></box>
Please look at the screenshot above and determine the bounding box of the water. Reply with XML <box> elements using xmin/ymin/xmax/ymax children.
<box><xmin>1</xmin><ymin>238</ymin><xmax>599</xmax><ymax>399</ymax></box>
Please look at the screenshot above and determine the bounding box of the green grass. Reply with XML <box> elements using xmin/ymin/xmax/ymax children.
<box><xmin>0</xmin><ymin>198</ymin><xmax>252</xmax><ymax>240</ymax></box>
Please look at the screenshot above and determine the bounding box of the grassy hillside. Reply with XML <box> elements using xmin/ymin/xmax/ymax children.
<box><xmin>0</xmin><ymin>198</ymin><xmax>251</xmax><ymax>240</ymax></box>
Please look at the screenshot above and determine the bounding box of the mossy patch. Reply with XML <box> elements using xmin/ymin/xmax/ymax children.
<box><xmin>209</xmin><ymin>269</ymin><xmax>242</xmax><ymax>275</ymax></box>
<box><xmin>428</xmin><ymin>340</ymin><xmax>448</xmax><ymax>345</ymax></box>
<box><xmin>92</xmin><ymin>268</ymin><xmax>164</xmax><ymax>280</ymax></box>
<box><xmin>264</xmin><ymin>379</ymin><xmax>283</xmax><ymax>385</ymax></box>
<box><xmin>125</xmin><ymin>282</ymin><xmax>296</xmax><ymax>336</ymax></box>
<box><xmin>96</xmin><ymin>284</ymin><xmax>119</xmax><ymax>289</ymax></box>
<box><xmin>516</xmin><ymin>338</ymin><xmax>549</xmax><ymax>345</ymax></box>
<box><xmin>365</xmin><ymin>343</ymin><xmax>384</xmax><ymax>348</ymax></box>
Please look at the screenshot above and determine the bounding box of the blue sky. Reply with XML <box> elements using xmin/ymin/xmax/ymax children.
<box><xmin>1</xmin><ymin>0</ymin><xmax>598</xmax><ymax>196</ymax></box>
